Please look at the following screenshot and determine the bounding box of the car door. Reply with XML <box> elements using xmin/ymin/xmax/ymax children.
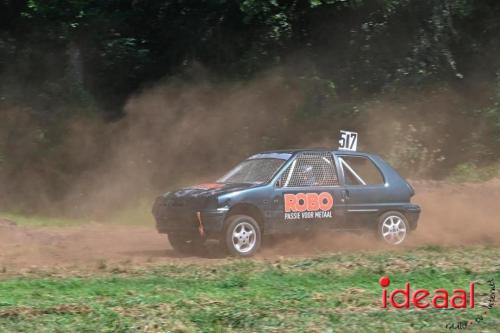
<box><xmin>270</xmin><ymin>151</ymin><xmax>347</xmax><ymax>233</ymax></box>
<box><xmin>335</xmin><ymin>154</ymin><xmax>387</xmax><ymax>229</ymax></box>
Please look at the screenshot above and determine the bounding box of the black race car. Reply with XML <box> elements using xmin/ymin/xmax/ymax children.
<box><xmin>152</xmin><ymin>149</ymin><xmax>420</xmax><ymax>256</ymax></box>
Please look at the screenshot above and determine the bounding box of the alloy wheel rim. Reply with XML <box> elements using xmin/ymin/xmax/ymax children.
<box><xmin>381</xmin><ymin>216</ymin><xmax>407</xmax><ymax>245</ymax></box>
<box><xmin>232</xmin><ymin>221</ymin><xmax>257</xmax><ymax>253</ymax></box>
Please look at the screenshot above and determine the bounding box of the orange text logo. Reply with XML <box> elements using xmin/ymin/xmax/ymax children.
<box><xmin>284</xmin><ymin>192</ymin><xmax>334</xmax><ymax>212</ymax></box>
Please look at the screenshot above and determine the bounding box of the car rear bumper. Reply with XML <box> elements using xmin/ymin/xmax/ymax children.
<box><xmin>403</xmin><ymin>204</ymin><xmax>421</xmax><ymax>230</ymax></box>
<box><xmin>152</xmin><ymin>196</ymin><xmax>226</xmax><ymax>236</ymax></box>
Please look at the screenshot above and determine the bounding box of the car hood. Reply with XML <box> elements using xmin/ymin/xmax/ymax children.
<box><xmin>169</xmin><ymin>182</ymin><xmax>258</xmax><ymax>199</ymax></box>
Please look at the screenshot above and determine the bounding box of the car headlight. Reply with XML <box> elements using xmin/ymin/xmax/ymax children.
<box><xmin>217</xmin><ymin>196</ymin><xmax>231</xmax><ymax>211</ymax></box>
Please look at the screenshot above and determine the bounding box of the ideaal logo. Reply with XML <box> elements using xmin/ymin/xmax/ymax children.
<box><xmin>379</xmin><ymin>276</ymin><xmax>496</xmax><ymax>330</ymax></box>
<box><xmin>379</xmin><ymin>276</ymin><xmax>475</xmax><ymax>309</ymax></box>
<box><xmin>284</xmin><ymin>192</ymin><xmax>333</xmax><ymax>220</ymax></box>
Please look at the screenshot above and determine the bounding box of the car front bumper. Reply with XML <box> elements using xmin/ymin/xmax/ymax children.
<box><xmin>152</xmin><ymin>196</ymin><xmax>226</xmax><ymax>237</ymax></box>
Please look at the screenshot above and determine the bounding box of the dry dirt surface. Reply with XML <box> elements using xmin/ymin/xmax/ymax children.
<box><xmin>1</xmin><ymin>180</ymin><xmax>499</xmax><ymax>273</ymax></box>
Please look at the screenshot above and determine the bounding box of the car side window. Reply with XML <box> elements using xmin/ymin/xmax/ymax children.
<box><xmin>338</xmin><ymin>156</ymin><xmax>384</xmax><ymax>185</ymax></box>
<box><xmin>279</xmin><ymin>152</ymin><xmax>339</xmax><ymax>187</ymax></box>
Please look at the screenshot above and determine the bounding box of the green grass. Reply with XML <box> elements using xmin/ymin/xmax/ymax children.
<box><xmin>0</xmin><ymin>212</ymin><xmax>83</xmax><ymax>227</ymax></box>
<box><xmin>0</xmin><ymin>247</ymin><xmax>498</xmax><ymax>332</ymax></box>
<box><xmin>0</xmin><ymin>198</ymin><xmax>154</xmax><ymax>227</ymax></box>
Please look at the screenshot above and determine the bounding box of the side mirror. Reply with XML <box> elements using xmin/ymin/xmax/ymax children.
<box><xmin>276</xmin><ymin>179</ymin><xmax>283</xmax><ymax>187</ymax></box>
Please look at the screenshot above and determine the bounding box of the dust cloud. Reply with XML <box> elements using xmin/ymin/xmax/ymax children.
<box><xmin>0</xmin><ymin>69</ymin><xmax>494</xmax><ymax>218</ymax></box>
<box><xmin>1</xmin><ymin>179</ymin><xmax>500</xmax><ymax>271</ymax></box>
<box><xmin>1</xmin><ymin>70</ymin><xmax>309</xmax><ymax>218</ymax></box>
<box><xmin>1</xmin><ymin>68</ymin><xmax>499</xmax><ymax>269</ymax></box>
<box><xmin>409</xmin><ymin>180</ymin><xmax>500</xmax><ymax>245</ymax></box>
<box><xmin>70</xmin><ymin>72</ymin><xmax>303</xmax><ymax>217</ymax></box>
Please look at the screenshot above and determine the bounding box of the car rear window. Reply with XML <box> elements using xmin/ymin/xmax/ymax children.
<box><xmin>338</xmin><ymin>156</ymin><xmax>384</xmax><ymax>185</ymax></box>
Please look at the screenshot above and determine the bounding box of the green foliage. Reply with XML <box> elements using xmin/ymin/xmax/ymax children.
<box><xmin>3</xmin><ymin>0</ymin><xmax>498</xmax><ymax>110</ymax></box>
<box><xmin>484</xmin><ymin>72</ymin><xmax>500</xmax><ymax>143</ymax></box>
<box><xmin>1</xmin><ymin>0</ymin><xmax>500</xmax><ymax>216</ymax></box>
<box><xmin>385</xmin><ymin>123</ymin><xmax>446</xmax><ymax>178</ymax></box>
<box><xmin>297</xmin><ymin>75</ymin><xmax>338</xmax><ymax>117</ymax></box>
<box><xmin>447</xmin><ymin>162</ymin><xmax>500</xmax><ymax>183</ymax></box>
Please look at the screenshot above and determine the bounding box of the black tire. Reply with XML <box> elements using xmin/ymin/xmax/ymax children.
<box><xmin>224</xmin><ymin>215</ymin><xmax>262</xmax><ymax>257</ymax></box>
<box><xmin>167</xmin><ymin>233</ymin><xmax>204</xmax><ymax>255</ymax></box>
<box><xmin>377</xmin><ymin>211</ymin><xmax>410</xmax><ymax>245</ymax></box>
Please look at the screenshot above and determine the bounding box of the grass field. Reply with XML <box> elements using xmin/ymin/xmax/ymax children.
<box><xmin>0</xmin><ymin>212</ymin><xmax>84</xmax><ymax>227</ymax></box>
<box><xmin>0</xmin><ymin>199</ymin><xmax>153</xmax><ymax>227</ymax></box>
<box><xmin>0</xmin><ymin>246</ymin><xmax>498</xmax><ymax>333</ymax></box>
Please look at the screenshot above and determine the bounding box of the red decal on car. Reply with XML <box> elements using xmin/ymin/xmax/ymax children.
<box><xmin>284</xmin><ymin>192</ymin><xmax>333</xmax><ymax>212</ymax></box>
<box><xmin>191</xmin><ymin>183</ymin><xmax>225</xmax><ymax>190</ymax></box>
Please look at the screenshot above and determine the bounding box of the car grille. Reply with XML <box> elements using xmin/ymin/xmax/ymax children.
<box><xmin>153</xmin><ymin>196</ymin><xmax>208</xmax><ymax>233</ymax></box>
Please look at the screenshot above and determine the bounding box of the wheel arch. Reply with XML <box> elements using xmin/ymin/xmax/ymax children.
<box><xmin>225</xmin><ymin>203</ymin><xmax>265</xmax><ymax>232</ymax></box>
<box><xmin>376</xmin><ymin>208</ymin><xmax>416</xmax><ymax>230</ymax></box>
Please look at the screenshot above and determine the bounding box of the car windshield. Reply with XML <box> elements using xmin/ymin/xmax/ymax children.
<box><xmin>218</xmin><ymin>158</ymin><xmax>286</xmax><ymax>184</ymax></box>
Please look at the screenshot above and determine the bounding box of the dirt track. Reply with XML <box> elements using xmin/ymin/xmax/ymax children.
<box><xmin>1</xmin><ymin>180</ymin><xmax>499</xmax><ymax>273</ymax></box>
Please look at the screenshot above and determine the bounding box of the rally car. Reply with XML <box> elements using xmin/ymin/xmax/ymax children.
<box><xmin>152</xmin><ymin>146</ymin><xmax>421</xmax><ymax>257</ymax></box>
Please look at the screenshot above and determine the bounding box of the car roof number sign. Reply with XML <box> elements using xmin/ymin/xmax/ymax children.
<box><xmin>338</xmin><ymin>130</ymin><xmax>358</xmax><ymax>151</ymax></box>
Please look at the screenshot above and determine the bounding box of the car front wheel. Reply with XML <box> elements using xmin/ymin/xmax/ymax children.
<box><xmin>377</xmin><ymin>211</ymin><xmax>409</xmax><ymax>245</ymax></box>
<box><xmin>224</xmin><ymin>215</ymin><xmax>261</xmax><ymax>257</ymax></box>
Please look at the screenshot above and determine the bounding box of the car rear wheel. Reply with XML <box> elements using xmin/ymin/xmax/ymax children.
<box><xmin>377</xmin><ymin>211</ymin><xmax>409</xmax><ymax>245</ymax></box>
<box><xmin>224</xmin><ymin>215</ymin><xmax>261</xmax><ymax>257</ymax></box>
<box><xmin>167</xmin><ymin>233</ymin><xmax>204</xmax><ymax>255</ymax></box>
